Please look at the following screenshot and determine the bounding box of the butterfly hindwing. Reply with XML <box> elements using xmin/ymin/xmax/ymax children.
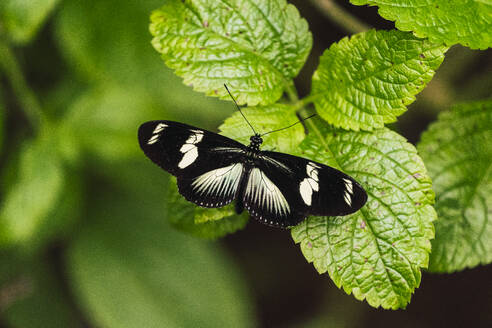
<box><xmin>177</xmin><ymin>163</ymin><xmax>244</xmax><ymax>208</ymax></box>
<box><xmin>254</xmin><ymin>151</ymin><xmax>367</xmax><ymax>220</ymax></box>
<box><xmin>242</xmin><ymin>166</ymin><xmax>304</xmax><ymax>227</ymax></box>
<box><xmin>139</xmin><ymin>121</ymin><xmax>247</xmax><ymax>208</ymax></box>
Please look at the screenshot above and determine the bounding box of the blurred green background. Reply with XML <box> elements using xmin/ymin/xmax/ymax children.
<box><xmin>0</xmin><ymin>0</ymin><xmax>491</xmax><ymax>327</ymax></box>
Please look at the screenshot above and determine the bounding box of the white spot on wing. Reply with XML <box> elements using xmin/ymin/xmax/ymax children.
<box><xmin>344</xmin><ymin>191</ymin><xmax>352</xmax><ymax>206</ymax></box>
<box><xmin>299</xmin><ymin>180</ymin><xmax>313</xmax><ymax>206</ymax></box>
<box><xmin>245</xmin><ymin>168</ymin><xmax>290</xmax><ymax>216</ymax></box>
<box><xmin>179</xmin><ymin>143</ymin><xmax>195</xmax><ymax>153</ymax></box>
<box><xmin>147</xmin><ymin>134</ymin><xmax>159</xmax><ymax>145</ymax></box>
<box><xmin>148</xmin><ymin>123</ymin><xmax>168</xmax><ymax>144</ymax></box>
<box><xmin>343</xmin><ymin>178</ymin><xmax>353</xmax><ymax>195</ymax></box>
<box><xmin>178</xmin><ymin>148</ymin><xmax>198</xmax><ymax>168</ymax></box>
<box><xmin>178</xmin><ymin>131</ymin><xmax>205</xmax><ymax>169</ymax></box>
<box><xmin>153</xmin><ymin>123</ymin><xmax>168</xmax><ymax>134</ymax></box>
<box><xmin>300</xmin><ymin>162</ymin><xmax>320</xmax><ymax>205</ymax></box>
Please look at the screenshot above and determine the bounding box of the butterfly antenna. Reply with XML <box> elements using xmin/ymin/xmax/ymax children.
<box><xmin>224</xmin><ymin>84</ymin><xmax>257</xmax><ymax>135</ymax></box>
<box><xmin>260</xmin><ymin>114</ymin><xmax>317</xmax><ymax>137</ymax></box>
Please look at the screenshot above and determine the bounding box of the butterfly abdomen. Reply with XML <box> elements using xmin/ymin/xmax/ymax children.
<box><xmin>234</xmin><ymin>164</ymin><xmax>252</xmax><ymax>214</ymax></box>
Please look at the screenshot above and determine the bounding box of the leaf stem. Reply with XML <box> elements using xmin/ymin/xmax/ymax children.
<box><xmin>285</xmin><ymin>81</ymin><xmax>299</xmax><ymax>102</ymax></box>
<box><xmin>310</xmin><ymin>0</ymin><xmax>371</xmax><ymax>34</ymax></box>
<box><xmin>287</xmin><ymin>90</ymin><xmax>340</xmax><ymax>170</ymax></box>
<box><xmin>303</xmin><ymin>115</ymin><xmax>341</xmax><ymax>170</ymax></box>
<box><xmin>291</xmin><ymin>94</ymin><xmax>319</xmax><ymax>111</ymax></box>
<box><xmin>0</xmin><ymin>40</ymin><xmax>46</xmax><ymax>131</ymax></box>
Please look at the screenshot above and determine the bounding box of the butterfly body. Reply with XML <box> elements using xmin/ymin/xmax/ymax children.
<box><xmin>138</xmin><ymin>120</ymin><xmax>367</xmax><ymax>228</ymax></box>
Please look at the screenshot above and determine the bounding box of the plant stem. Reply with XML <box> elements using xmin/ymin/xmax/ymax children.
<box><xmin>292</xmin><ymin>94</ymin><xmax>319</xmax><ymax>111</ymax></box>
<box><xmin>0</xmin><ymin>40</ymin><xmax>46</xmax><ymax>131</ymax></box>
<box><xmin>310</xmin><ymin>0</ymin><xmax>370</xmax><ymax>34</ymax></box>
<box><xmin>285</xmin><ymin>82</ymin><xmax>340</xmax><ymax>169</ymax></box>
<box><xmin>285</xmin><ymin>81</ymin><xmax>299</xmax><ymax>102</ymax></box>
<box><xmin>300</xmin><ymin>109</ymin><xmax>341</xmax><ymax>170</ymax></box>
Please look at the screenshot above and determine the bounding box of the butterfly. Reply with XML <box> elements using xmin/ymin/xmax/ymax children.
<box><xmin>138</xmin><ymin>86</ymin><xmax>367</xmax><ymax>228</ymax></box>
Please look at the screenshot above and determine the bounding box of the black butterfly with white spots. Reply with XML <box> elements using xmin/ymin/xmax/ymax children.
<box><xmin>138</xmin><ymin>87</ymin><xmax>367</xmax><ymax>228</ymax></box>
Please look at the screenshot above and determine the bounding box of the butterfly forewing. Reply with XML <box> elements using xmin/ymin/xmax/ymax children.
<box><xmin>138</xmin><ymin>120</ymin><xmax>247</xmax><ymax>208</ymax></box>
<box><xmin>256</xmin><ymin>151</ymin><xmax>367</xmax><ymax>218</ymax></box>
<box><xmin>138</xmin><ymin>120</ymin><xmax>245</xmax><ymax>178</ymax></box>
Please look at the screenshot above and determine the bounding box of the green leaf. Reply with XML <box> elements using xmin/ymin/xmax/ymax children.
<box><xmin>350</xmin><ymin>0</ymin><xmax>492</xmax><ymax>50</ymax></box>
<box><xmin>219</xmin><ymin>104</ymin><xmax>305</xmax><ymax>152</ymax></box>
<box><xmin>418</xmin><ymin>100</ymin><xmax>492</xmax><ymax>273</ymax></box>
<box><xmin>67</xmin><ymin>163</ymin><xmax>255</xmax><ymax>327</ymax></box>
<box><xmin>30</xmin><ymin>170</ymin><xmax>82</xmax><ymax>250</ymax></box>
<box><xmin>55</xmin><ymin>0</ymin><xmax>164</xmax><ymax>85</ymax></box>
<box><xmin>0</xmin><ymin>130</ymin><xmax>65</xmax><ymax>247</ymax></box>
<box><xmin>291</xmin><ymin>122</ymin><xmax>436</xmax><ymax>309</ymax></box>
<box><xmin>168</xmin><ymin>179</ymin><xmax>248</xmax><ymax>239</ymax></box>
<box><xmin>62</xmin><ymin>84</ymin><xmax>163</xmax><ymax>161</ymax></box>
<box><xmin>2</xmin><ymin>256</ymin><xmax>83</xmax><ymax>328</ymax></box>
<box><xmin>0</xmin><ymin>83</ymin><xmax>4</xmax><ymax>149</ymax></box>
<box><xmin>55</xmin><ymin>0</ymin><xmax>232</xmax><ymax>122</ymax></box>
<box><xmin>311</xmin><ymin>30</ymin><xmax>446</xmax><ymax>131</ymax></box>
<box><xmin>150</xmin><ymin>0</ymin><xmax>312</xmax><ymax>106</ymax></box>
<box><xmin>0</xmin><ymin>0</ymin><xmax>61</xmax><ymax>44</ymax></box>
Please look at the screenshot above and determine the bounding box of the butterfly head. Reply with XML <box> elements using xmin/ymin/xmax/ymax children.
<box><xmin>249</xmin><ymin>134</ymin><xmax>263</xmax><ymax>151</ymax></box>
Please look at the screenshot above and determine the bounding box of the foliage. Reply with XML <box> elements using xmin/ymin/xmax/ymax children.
<box><xmin>150</xmin><ymin>0</ymin><xmax>312</xmax><ymax>106</ymax></box>
<box><xmin>0</xmin><ymin>0</ymin><xmax>256</xmax><ymax>326</ymax></box>
<box><xmin>0</xmin><ymin>0</ymin><xmax>490</xmax><ymax>324</ymax></box>
<box><xmin>167</xmin><ymin>178</ymin><xmax>249</xmax><ymax>239</ymax></box>
<box><xmin>311</xmin><ymin>30</ymin><xmax>446</xmax><ymax>131</ymax></box>
<box><xmin>66</xmin><ymin>162</ymin><xmax>254</xmax><ymax>328</ymax></box>
<box><xmin>350</xmin><ymin>0</ymin><xmax>492</xmax><ymax>50</ymax></box>
<box><xmin>418</xmin><ymin>100</ymin><xmax>492</xmax><ymax>273</ymax></box>
<box><xmin>291</xmin><ymin>124</ymin><xmax>436</xmax><ymax>309</ymax></box>
<box><xmin>0</xmin><ymin>0</ymin><xmax>61</xmax><ymax>44</ymax></box>
<box><xmin>0</xmin><ymin>127</ymin><xmax>65</xmax><ymax>248</ymax></box>
<box><xmin>219</xmin><ymin>104</ymin><xmax>305</xmax><ymax>152</ymax></box>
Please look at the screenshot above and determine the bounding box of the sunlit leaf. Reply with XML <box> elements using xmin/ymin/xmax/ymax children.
<box><xmin>0</xmin><ymin>0</ymin><xmax>61</xmax><ymax>44</ymax></box>
<box><xmin>219</xmin><ymin>104</ymin><xmax>305</xmax><ymax>152</ymax></box>
<box><xmin>351</xmin><ymin>0</ymin><xmax>492</xmax><ymax>50</ymax></box>
<box><xmin>418</xmin><ymin>100</ymin><xmax>492</xmax><ymax>273</ymax></box>
<box><xmin>311</xmin><ymin>30</ymin><xmax>446</xmax><ymax>131</ymax></box>
<box><xmin>291</xmin><ymin>122</ymin><xmax>436</xmax><ymax>309</ymax></box>
<box><xmin>150</xmin><ymin>0</ymin><xmax>312</xmax><ymax>105</ymax></box>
